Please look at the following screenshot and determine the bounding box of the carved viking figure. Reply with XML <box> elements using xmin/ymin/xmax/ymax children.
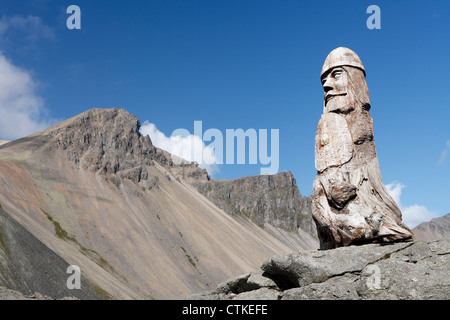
<box><xmin>312</xmin><ymin>47</ymin><xmax>413</xmax><ymax>249</ymax></box>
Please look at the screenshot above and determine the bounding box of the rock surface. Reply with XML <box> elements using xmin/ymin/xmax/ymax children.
<box><xmin>193</xmin><ymin>172</ymin><xmax>319</xmax><ymax>251</ymax></box>
<box><xmin>312</xmin><ymin>47</ymin><xmax>413</xmax><ymax>249</ymax></box>
<box><xmin>188</xmin><ymin>239</ymin><xmax>450</xmax><ymax>300</ymax></box>
<box><xmin>413</xmin><ymin>213</ymin><xmax>450</xmax><ymax>241</ymax></box>
<box><xmin>0</xmin><ymin>286</ymin><xmax>78</xmax><ymax>300</ymax></box>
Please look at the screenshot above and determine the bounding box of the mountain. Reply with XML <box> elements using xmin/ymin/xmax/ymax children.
<box><xmin>193</xmin><ymin>173</ymin><xmax>319</xmax><ymax>251</ymax></box>
<box><xmin>0</xmin><ymin>108</ymin><xmax>305</xmax><ymax>299</ymax></box>
<box><xmin>0</xmin><ymin>140</ymin><xmax>8</xmax><ymax>146</ymax></box>
<box><xmin>189</xmin><ymin>239</ymin><xmax>450</xmax><ymax>300</ymax></box>
<box><xmin>413</xmin><ymin>213</ymin><xmax>450</xmax><ymax>241</ymax></box>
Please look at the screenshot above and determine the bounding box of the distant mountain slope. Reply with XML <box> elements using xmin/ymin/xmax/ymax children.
<box><xmin>413</xmin><ymin>213</ymin><xmax>450</xmax><ymax>241</ymax></box>
<box><xmin>193</xmin><ymin>172</ymin><xmax>319</xmax><ymax>251</ymax></box>
<box><xmin>0</xmin><ymin>108</ymin><xmax>294</xmax><ymax>299</ymax></box>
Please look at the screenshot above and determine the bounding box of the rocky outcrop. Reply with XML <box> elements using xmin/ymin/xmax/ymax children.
<box><xmin>194</xmin><ymin>172</ymin><xmax>310</xmax><ymax>233</ymax></box>
<box><xmin>193</xmin><ymin>172</ymin><xmax>318</xmax><ymax>250</ymax></box>
<box><xmin>413</xmin><ymin>213</ymin><xmax>450</xmax><ymax>241</ymax></box>
<box><xmin>30</xmin><ymin>108</ymin><xmax>209</xmax><ymax>190</ymax></box>
<box><xmin>189</xmin><ymin>239</ymin><xmax>450</xmax><ymax>300</ymax></box>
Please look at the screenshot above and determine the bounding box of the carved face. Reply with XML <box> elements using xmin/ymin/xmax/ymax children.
<box><xmin>321</xmin><ymin>67</ymin><xmax>348</xmax><ymax>110</ymax></box>
<box><xmin>321</xmin><ymin>66</ymin><xmax>370</xmax><ymax>114</ymax></box>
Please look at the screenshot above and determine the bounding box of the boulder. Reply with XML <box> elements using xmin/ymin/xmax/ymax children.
<box><xmin>188</xmin><ymin>239</ymin><xmax>450</xmax><ymax>300</ymax></box>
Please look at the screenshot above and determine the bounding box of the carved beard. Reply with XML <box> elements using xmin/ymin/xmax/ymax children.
<box><xmin>325</xmin><ymin>67</ymin><xmax>370</xmax><ymax>114</ymax></box>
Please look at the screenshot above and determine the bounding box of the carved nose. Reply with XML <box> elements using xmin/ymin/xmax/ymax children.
<box><xmin>323</xmin><ymin>85</ymin><xmax>333</xmax><ymax>94</ymax></box>
<box><xmin>322</xmin><ymin>77</ymin><xmax>333</xmax><ymax>93</ymax></box>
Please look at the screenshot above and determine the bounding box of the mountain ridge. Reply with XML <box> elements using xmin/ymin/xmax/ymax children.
<box><xmin>0</xmin><ymin>107</ymin><xmax>312</xmax><ymax>299</ymax></box>
<box><xmin>193</xmin><ymin>172</ymin><xmax>319</xmax><ymax>251</ymax></box>
<box><xmin>412</xmin><ymin>213</ymin><xmax>450</xmax><ymax>241</ymax></box>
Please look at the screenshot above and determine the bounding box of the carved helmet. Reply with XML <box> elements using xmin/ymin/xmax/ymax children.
<box><xmin>321</xmin><ymin>47</ymin><xmax>366</xmax><ymax>78</ymax></box>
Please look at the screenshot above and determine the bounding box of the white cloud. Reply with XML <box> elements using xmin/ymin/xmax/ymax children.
<box><xmin>402</xmin><ymin>205</ymin><xmax>438</xmax><ymax>229</ymax></box>
<box><xmin>140</xmin><ymin>121</ymin><xmax>219</xmax><ymax>175</ymax></box>
<box><xmin>386</xmin><ymin>181</ymin><xmax>439</xmax><ymax>228</ymax></box>
<box><xmin>385</xmin><ymin>181</ymin><xmax>404</xmax><ymax>205</ymax></box>
<box><xmin>0</xmin><ymin>52</ymin><xmax>54</xmax><ymax>140</ymax></box>
<box><xmin>439</xmin><ymin>140</ymin><xmax>450</xmax><ymax>165</ymax></box>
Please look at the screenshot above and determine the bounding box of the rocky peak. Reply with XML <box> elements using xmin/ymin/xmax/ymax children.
<box><xmin>49</xmin><ymin>109</ymin><xmax>153</xmax><ymax>167</ymax></box>
<box><xmin>36</xmin><ymin>108</ymin><xmax>209</xmax><ymax>189</ymax></box>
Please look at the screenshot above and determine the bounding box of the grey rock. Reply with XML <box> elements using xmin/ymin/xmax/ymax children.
<box><xmin>189</xmin><ymin>240</ymin><xmax>450</xmax><ymax>300</ymax></box>
<box><xmin>283</xmin><ymin>240</ymin><xmax>450</xmax><ymax>300</ymax></box>
<box><xmin>189</xmin><ymin>270</ymin><xmax>283</xmax><ymax>300</ymax></box>
<box><xmin>187</xmin><ymin>290</ymin><xmax>222</xmax><ymax>300</ymax></box>
<box><xmin>246</xmin><ymin>271</ymin><xmax>278</xmax><ymax>289</ymax></box>
<box><xmin>216</xmin><ymin>273</ymin><xmax>251</xmax><ymax>294</ymax></box>
<box><xmin>261</xmin><ymin>242</ymin><xmax>412</xmax><ymax>288</ymax></box>
<box><xmin>282</xmin><ymin>273</ymin><xmax>360</xmax><ymax>300</ymax></box>
<box><xmin>232</xmin><ymin>288</ymin><xmax>281</xmax><ymax>300</ymax></box>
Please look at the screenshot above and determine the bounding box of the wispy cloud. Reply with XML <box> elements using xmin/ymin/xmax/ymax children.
<box><xmin>439</xmin><ymin>140</ymin><xmax>450</xmax><ymax>165</ymax></box>
<box><xmin>0</xmin><ymin>52</ymin><xmax>55</xmax><ymax>140</ymax></box>
<box><xmin>386</xmin><ymin>181</ymin><xmax>439</xmax><ymax>228</ymax></box>
<box><xmin>0</xmin><ymin>14</ymin><xmax>55</xmax><ymax>53</ymax></box>
<box><xmin>140</xmin><ymin>121</ymin><xmax>219</xmax><ymax>175</ymax></box>
<box><xmin>0</xmin><ymin>14</ymin><xmax>55</xmax><ymax>40</ymax></box>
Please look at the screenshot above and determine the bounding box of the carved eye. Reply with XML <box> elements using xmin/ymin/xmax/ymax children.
<box><xmin>332</xmin><ymin>71</ymin><xmax>342</xmax><ymax>79</ymax></box>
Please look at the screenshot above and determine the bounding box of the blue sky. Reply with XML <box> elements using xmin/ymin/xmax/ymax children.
<box><xmin>0</xmin><ymin>0</ymin><xmax>448</xmax><ymax>226</ymax></box>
